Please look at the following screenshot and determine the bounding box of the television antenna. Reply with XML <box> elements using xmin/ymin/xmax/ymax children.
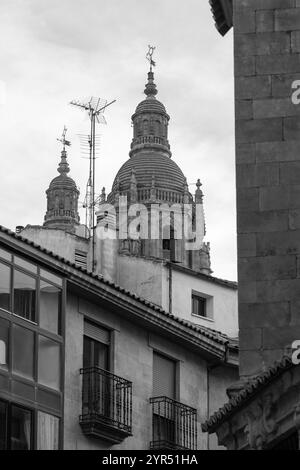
<box><xmin>70</xmin><ymin>96</ymin><xmax>116</xmax><ymax>270</ymax></box>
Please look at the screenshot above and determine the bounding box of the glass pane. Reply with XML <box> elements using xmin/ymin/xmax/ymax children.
<box><xmin>38</xmin><ymin>336</ymin><xmax>60</xmax><ymax>391</ymax></box>
<box><xmin>13</xmin><ymin>270</ymin><xmax>36</xmax><ymax>322</ymax></box>
<box><xmin>40</xmin><ymin>270</ymin><xmax>62</xmax><ymax>287</ymax></box>
<box><xmin>39</xmin><ymin>281</ymin><xmax>61</xmax><ymax>335</ymax></box>
<box><xmin>14</xmin><ymin>257</ymin><xmax>37</xmax><ymax>274</ymax></box>
<box><xmin>0</xmin><ymin>318</ymin><xmax>9</xmax><ymax>370</ymax></box>
<box><xmin>12</xmin><ymin>325</ymin><xmax>34</xmax><ymax>380</ymax></box>
<box><xmin>0</xmin><ymin>262</ymin><xmax>11</xmax><ymax>312</ymax></box>
<box><xmin>0</xmin><ymin>400</ymin><xmax>7</xmax><ymax>450</ymax></box>
<box><xmin>37</xmin><ymin>412</ymin><xmax>59</xmax><ymax>450</ymax></box>
<box><xmin>0</xmin><ymin>248</ymin><xmax>11</xmax><ymax>262</ymax></box>
<box><xmin>83</xmin><ymin>336</ymin><xmax>109</xmax><ymax>370</ymax></box>
<box><xmin>10</xmin><ymin>405</ymin><xmax>32</xmax><ymax>450</ymax></box>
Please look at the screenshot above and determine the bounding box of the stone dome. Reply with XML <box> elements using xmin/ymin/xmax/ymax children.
<box><xmin>111</xmin><ymin>152</ymin><xmax>186</xmax><ymax>194</ymax></box>
<box><xmin>134</xmin><ymin>98</ymin><xmax>167</xmax><ymax>115</ymax></box>
<box><xmin>49</xmin><ymin>174</ymin><xmax>77</xmax><ymax>190</ymax></box>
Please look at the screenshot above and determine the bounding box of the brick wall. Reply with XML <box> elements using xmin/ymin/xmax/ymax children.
<box><xmin>233</xmin><ymin>0</ymin><xmax>300</xmax><ymax>377</ymax></box>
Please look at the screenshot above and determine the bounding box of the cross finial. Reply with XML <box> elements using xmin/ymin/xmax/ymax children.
<box><xmin>146</xmin><ymin>45</ymin><xmax>156</xmax><ymax>72</ymax></box>
<box><xmin>57</xmin><ymin>125</ymin><xmax>71</xmax><ymax>151</ymax></box>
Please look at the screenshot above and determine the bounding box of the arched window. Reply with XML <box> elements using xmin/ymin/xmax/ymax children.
<box><xmin>65</xmin><ymin>195</ymin><xmax>70</xmax><ymax>211</ymax></box>
<box><xmin>155</xmin><ymin>120</ymin><xmax>161</xmax><ymax>136</ymax></box>
<box><xmin>143</xmin><ymin>119</ymin><xmax>149</xmax><ymax>135</ymax></box>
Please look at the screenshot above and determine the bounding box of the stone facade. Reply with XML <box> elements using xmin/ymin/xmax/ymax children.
<box><xmin>233</xmin><ymin>0</ymin><xmax>300</xmax><ymax>378</ymax></box>
<box><xmin>203</xmin><ymin>357</ymin><xmax>300</xmax><ymax>450</ymax></box>
<box><xmin>203</xmin><ymin>0</ymin><xmax>300</xmax><ymax>450</ymax></box>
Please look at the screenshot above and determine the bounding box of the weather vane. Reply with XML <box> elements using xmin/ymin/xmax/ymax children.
<box><xmin>57</xmin><ymin>125</ymin><xmax>71</xmax><ymax>151</ymax></box>
<box><xmin>146</xmin><ymin>45</ymin><xmax>156</xmax><ymax>72</ymax></box>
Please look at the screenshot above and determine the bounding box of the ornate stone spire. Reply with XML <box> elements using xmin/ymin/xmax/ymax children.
<box><xmin>100</xmin><ymin>187</ymin><xmax>106</xmax><ymax>203</ymax></box>
<box><xmin>195</xmin><ymin>179</ymin><xmax>203</xmax><ymax>203</ymax></box>
<box><xmin>183</xmin><ymin>178</ymin><xmax>190</xmax><ymax>204</ymax></box>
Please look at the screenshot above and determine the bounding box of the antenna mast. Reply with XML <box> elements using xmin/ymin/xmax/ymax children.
<box><xmin>70</xmin><ymin>97</ymin><xmax>116</xmax><ymax>271</ymax></box>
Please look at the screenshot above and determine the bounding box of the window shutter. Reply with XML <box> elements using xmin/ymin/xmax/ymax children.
<box><xmin>84</xmin><ymin>321</ymin><xmax>110</xmax><ymax>345</ymax></box>
<box><xmin>75</xmin><ymin>250</ymin><xmax>87</xmax><ymax>270</ymax></box>
<box><xmin>153</xmin><ymin>352</ymin><xmax>176</xmax><ymax>399</ymax></box>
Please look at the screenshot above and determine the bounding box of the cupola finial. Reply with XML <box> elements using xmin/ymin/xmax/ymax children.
<box><xmin>146</xmin><ymin>45</ymin><xmax>156</xmax><ymax>73</ymax></box>
<box><xmin>144</xmin><ymin>45</ymin><xmax>158</xmax><ymax>98</ymax></box>
<box><xmin>57</xmin><ymin>126</ymin><xmax>71</xmax><ymax>176</ymax></box>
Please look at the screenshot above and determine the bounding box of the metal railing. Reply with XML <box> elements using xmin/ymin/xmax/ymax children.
<box><xmin>150</xmin><ymin>396</ymin><xmax>197</xmax><ymax>450</ymax></box>
<box><xmin>80</xmin><ymin>367</ymin><xmax>132</xmax><ymax>435</ymax></box>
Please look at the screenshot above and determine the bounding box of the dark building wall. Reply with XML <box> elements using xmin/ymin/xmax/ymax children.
<box><xmin>234</xmin><ymin>0</ymin><xmax>300</xmax><ymax>377</ymax></box>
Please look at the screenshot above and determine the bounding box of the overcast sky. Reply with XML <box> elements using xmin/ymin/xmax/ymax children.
<box><xmin>0</xmin><ymin>0</ymin><xmax>236</xmax><ymax>281</ymax></box>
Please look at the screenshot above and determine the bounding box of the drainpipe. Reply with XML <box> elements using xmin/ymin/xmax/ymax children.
<box><xmin>168</xmin><ymin>262</ymin><xmax>172</xmax><ymax>314</ymax></box>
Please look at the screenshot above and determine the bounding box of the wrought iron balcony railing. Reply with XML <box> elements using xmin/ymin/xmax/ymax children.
<box><xmin>79</xmin><ymin>367</ymin><xmax>132</xmax><ymax>444</ymax></box>
<box><xmin>150</xmin><ymin>396</ymin><xmax>197</xmax><ymax>450</ymax></box>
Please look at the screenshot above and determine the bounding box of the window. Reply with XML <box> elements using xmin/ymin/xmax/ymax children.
<box><xmin>162</xmin><ymin>227</ymin><xmax>175</xmax><ymax>261</ymax></box>
<box><xmin>153</xmin><ymin>352</ymin><xmax>176</xmax><ymax>400</ymax></box>
<box><xmin>37</xmin><ymin>411</ymin><xmax>60</xmax><ymax>450</ymax></box>
<box><xmin>38</xmin><ymin>335</ymin><xmax>61</xmax><ymax>391</ymax></box>
<box><xmin>192</xmin><ymin>293</ymin><xmax>207</xmax><ymax>318</ymax></box>
<box><xmin>39</xmin><ymin>280</ymin><xmax>61</xmax><ymax>335</ymax></box>
<box><xmin>0</xmin><ymin>256</ymin><xmax>64</xmax><ymax>333</ymax></box>
<box><xmin>10</xmin><ymin>404</ymin><xmax>33</xmax><ymax>450</ymax></box>
<box><xmin>83</xmin><ymin>322</ymin><xmax>110</xmax><ymax>418</ymax></box>
<box><xmin>12</xmin><ymin>325</ymin><xmax>34</xmax><ymax>381</ymax></box>
<box><xmin>0</xmin><ymin>401</ymin><xmax>33</xmax><ymax>450</ymax></box>
<box><xmin>0</xmin><ymin>318</ymin><xmax>9</xmax><ymax>369</ymax></box>
<box><xmin>0</xmin><ymin>262</ymin><xmax>10</xmax><ymax>312</ymax></box>
<box><xmin>83</xmin><ymin>321</ymin><xmax>110</xmax><ymax>370</ymax></box>
<box><xmin>0</xmin><ymin>400</ymin><xmax>59</xmax><ymax>450</ymax></box>
<box><xmin>0</xmin><ymin>400</ymin><xmax>7</xmax><ymax>450</ymax></box>
<box><xmin>152</xmin><ymin>353</ymin><xmax>178</xmax><ymax>449</ymax></box>
<box><xmin>13</xmin><ymin>270</ymin><xmax>36</xmax><ymax>322</ymax></box>
<box><xmin>0</xmin><ymin>248</ymin><xmax>11</xmax><ymax>262</ymax></box>
<box><xmin>162</xmin><ymin>239</ymin><xmax>170</xmax><ymax>251</ymax></box>
<box><xmin>14</xmin><ymin>257</ymin><xmax>37</xmax><ymax>274</ymax></box>
<box><xmin>40</xmin><ymin>269</ymin><xmax>63</xmax><ymax>287</ymax></box>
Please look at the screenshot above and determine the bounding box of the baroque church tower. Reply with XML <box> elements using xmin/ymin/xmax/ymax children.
<box><xmin>97</xmin><ymin>60</ymin><xmax>212</xmax><ymax>275</ymax></box>
<box><xmin>44</xmin><ymin>147</ymin><xmax>80</xmax><ymax>233</ymax></box>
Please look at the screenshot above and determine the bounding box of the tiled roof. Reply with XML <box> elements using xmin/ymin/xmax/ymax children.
<box><xmin>0</xmin><ymin>225</ymin><xmax>238</xmax><ymax>354</ymax></box>
<box><xmin>202</xmin><ymin>356</ymin><xmax>295</xmax><ymax>433</ymax></box>
<box><xmin>209</xmin><ymin>0</ymin><xmax>233</xmax><ymax>36</ymax></box>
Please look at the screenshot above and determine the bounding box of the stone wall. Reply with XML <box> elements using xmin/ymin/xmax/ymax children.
<box><xmin>234</xmin><ymin>0</ymin><xmax>300</xmax><ymax>377</ymax></box>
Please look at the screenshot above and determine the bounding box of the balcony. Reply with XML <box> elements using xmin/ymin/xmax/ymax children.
<box><xmin>79</xmin><ymin>367</ymin><xmax>132</xmax><ymax>444</ymax></box>
<box><xmin>150</xmin><ymin>396</ymin><xmax>197</xmax><ymax>450</ymax></box>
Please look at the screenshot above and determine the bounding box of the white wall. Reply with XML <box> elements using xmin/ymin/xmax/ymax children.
<box><xmin>117</xmin><ymin>255</ymin><xmax>238</xmax><ymax>338</ymax></box>
<box><xmin>166</xmin><ymin>268</ymin><xmax>238</xmax><ymax>337</ymax></box>
<box><xmin>21</xmin><ymin>226</ymin><xmax>90</xmax><ymax>265</ymax></box>
<box><xmin>63</xmin><ymin>293</ymin><xmax>238</xmax><ymax>450</ymax></box>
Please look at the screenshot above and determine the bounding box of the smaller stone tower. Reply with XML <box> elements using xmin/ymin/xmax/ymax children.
<box><xmin>44</xmin><ymin>148</ymin><xmax>80</xmax><ymax>233</ymax></box>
